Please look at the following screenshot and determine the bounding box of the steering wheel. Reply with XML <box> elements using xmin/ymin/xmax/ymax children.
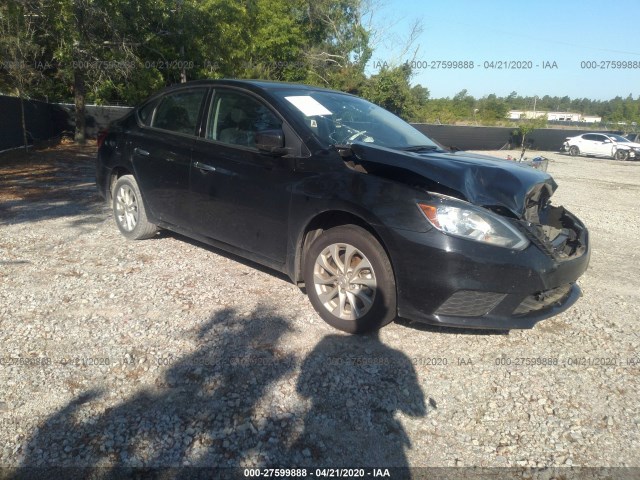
<box><xmin>331</xmin><ymin>123</ymin><xmax>373</xmax><ymax>144</ymax></box>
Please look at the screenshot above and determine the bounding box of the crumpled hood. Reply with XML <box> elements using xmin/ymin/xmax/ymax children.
<box><xmin>349</xmin><ymin>143</ymin><xmax>558</xmax><ymax>219</ymax></box>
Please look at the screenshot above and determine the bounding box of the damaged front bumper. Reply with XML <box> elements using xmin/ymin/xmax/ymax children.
<box><xmin>425</xmin><ymin>283</ymin><xmax>583</xmax><ymax>330</ymax></box>
<box><xmin>383</xmin><ymin>207</ymin><xmax>590</xmax><ymax>330</ymax></box>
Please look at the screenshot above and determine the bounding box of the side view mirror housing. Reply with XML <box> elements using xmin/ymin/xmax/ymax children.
<box><xmin>256</xmin><ymin>129</ymin><xmax>288</xmax><ymax>156</ymax></box>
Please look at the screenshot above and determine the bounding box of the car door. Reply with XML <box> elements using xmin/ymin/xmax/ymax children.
<box><xmin>578</xmin><ymin>134</ymin><xmax>598</xmax><ymax>155</ymax></box>
<box><xmin>189</xmin><ymin>88</ymin><xmax>297</xmax><ymax>263</ymax></box>
<box><xmin>591</xmin><ymin>134</ymin><xmax>613</xmax><ymax>156</ymax></box>
<box><xmin>129</xmin><ymin>88</ymin><xmax>207</xmax><ymax>227</ymax></box>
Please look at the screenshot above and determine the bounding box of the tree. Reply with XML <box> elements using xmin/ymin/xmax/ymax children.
<box><xmin>451</xmin><ymin>89</ymin><xmax>476</xmax><ymax>120</ymax></box>
<box><xmin>514</xmin><ymin>116</ymin><xmax>547</xmax><ymax>161</ymax></box>
<box><xmin>478</xmin><ymin>94</ymin><xmax>508</xmax><ymax>123</ymax></box>
<box><xmin>40</xmin><ymin>0</ymin><xmax>150</xmax><ymax>142</ymax></box>
<box><xmin>297</xmin><ymin>0</ymin><xmax>372</xmax><ymax>87</ymax></box>
<box><xmin>0</xmin><ymin>0</ymin><xmax>45</xmax><ymax>152</ymax></box>
<box><xmin>362</xmin><ymin>63</ymin><xmax>411</xmax><ymax>116</ymax></box>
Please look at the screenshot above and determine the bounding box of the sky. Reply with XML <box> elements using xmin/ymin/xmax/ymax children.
<box><xmin>366</xmin><ymin>0</ymin><xmax>640</xmax><ymax>100</ymax></box>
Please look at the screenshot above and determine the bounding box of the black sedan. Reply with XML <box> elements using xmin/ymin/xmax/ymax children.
<box><xmin>96</xmin><ymin>80</ymin><xmax>590</xmax><ymax>333</ymax></box>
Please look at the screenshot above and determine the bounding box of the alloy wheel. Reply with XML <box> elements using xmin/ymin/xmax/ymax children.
<box><xmin>615</xmin><ymin>149</ymin><xmax>629</xmax><ymax>161</ymax></box>
<box><xmin>313</xmin><ymin>243</ymin><xmax>377</xmax><ymax>321</ymax></box>
<box><xmin>115</xmin><ymin>184</ymin><xmax>139</xmax><ymax>232</ymax></box>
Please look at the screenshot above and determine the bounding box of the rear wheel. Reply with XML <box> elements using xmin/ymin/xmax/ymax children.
<box><xmin>112</xmin><ymin>175</ymin><xmax>158</xmax><ymax>240</ymax></box>
<box><xmin>569</xmin><ymin>145</ymin><xmax>579</xmax><ymax>156</ymax></box>
<box><xmin>303</xmin><ymin>225</ymin><xmax>396</xmax><ymax>334</ymax></box>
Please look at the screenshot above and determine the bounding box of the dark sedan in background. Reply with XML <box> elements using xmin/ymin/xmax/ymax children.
<box><xmin>97</xmin><ymin>80</ymin><xmax>590</xmax><ymax>333</ymax></box>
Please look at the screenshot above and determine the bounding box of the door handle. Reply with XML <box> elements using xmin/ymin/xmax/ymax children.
<box><xmin>133</xmin><ymin>147</ymin><xmax>149</xmax><ymax>156</ymax></box>
<box><xmin>194</xmin><ymin>161</ymin><xmax>216</xmax><ymax>173</ymax></box>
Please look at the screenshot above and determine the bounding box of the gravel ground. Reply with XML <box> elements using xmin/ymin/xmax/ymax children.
<box><xmin>1</xmin><ymin>144</ymin><xmax>639</xmax><ymax>477</ymax></box>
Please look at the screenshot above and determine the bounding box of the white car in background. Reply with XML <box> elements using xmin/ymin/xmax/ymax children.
<box><xmin>562</xmin><ymin>133</ymin><xmax>640</xmax><ymax>160</ymax></box>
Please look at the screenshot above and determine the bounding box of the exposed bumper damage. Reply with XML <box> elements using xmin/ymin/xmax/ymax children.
<box><xmin>402</xmin><ymin>203</ymin><xmax>588</xmax><ymax>329</ymax></box>
<box><xmin>520</xmin><ymin>204</ymin><xmax>588</xmax><ymax>261</ymax></box>
<box><xmin>418</xmin><ymin>205</ymin><xmax>589</xmax><ymax>329</ymax></box>
<box><xmin>343</xmin><ymin>143</ymin><xmax>590</xmax><ymax>329</ymax></box>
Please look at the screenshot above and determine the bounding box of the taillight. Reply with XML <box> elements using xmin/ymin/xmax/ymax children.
<box><xmin>97</xmin><ymin>129</ymin><xmax>108</xmax><ymax>148</ymax></box>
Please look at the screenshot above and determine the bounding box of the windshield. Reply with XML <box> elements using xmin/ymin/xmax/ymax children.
<box><xmin>608</xmin><ymin>134</ymin><xmax>630</xmax><ymax>142</ymax></box>
<box><xmin>273</xmin><ymin>89</ymin><xmax>441</xmax><ymax>151</ymax></box>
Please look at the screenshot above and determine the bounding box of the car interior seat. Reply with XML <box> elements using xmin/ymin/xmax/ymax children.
<box><xmin>219</xmin><ymin>108</ymin><xmax>254</xmax><ymax>147</ymax></box>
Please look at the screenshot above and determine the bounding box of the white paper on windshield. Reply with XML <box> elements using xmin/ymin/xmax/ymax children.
<box><xmin>284</xmin><ymin>96</ymin><xmax>332</xmax><ymax>116</ymax></box>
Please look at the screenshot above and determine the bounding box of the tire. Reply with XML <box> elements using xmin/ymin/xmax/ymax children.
<box><xmin>303</xmin><ymin>225</ymin><xmax>396</xmax><ymax>334</ymax></box>
<box><xmin>614</xmin><ymin>149</ymin><xmax>629</xmax><ymax>161</ymax></box>
<box><xmin>112</xmin><ymin>175</ymin><xmax>158</xmax><ymax>240</ymax></box>
<box><xmin>569</xmin><ymin>146</ymin><xmax>579</xmax><ymax>157</ymax></box>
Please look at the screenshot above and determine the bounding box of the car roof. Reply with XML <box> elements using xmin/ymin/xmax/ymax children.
<box><xmin>138</xmin><ymin>79</ymin><xmax>356</xmax><ymax>108</ymax></box>
<box><xmin>158</xmin><ymin>79</ymin><xmax>345</xmax><ymax>95</ymax></box>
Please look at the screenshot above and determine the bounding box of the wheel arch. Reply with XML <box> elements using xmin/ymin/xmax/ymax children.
<box><xmin>292</xmin><ymin>210</ymin><xmax>395</xmax><ymax>286</ymax></box>
<box><xmin>108</xmin><ymin>166</ymin><xmax>133</xmax><ymax>200</ymax></box>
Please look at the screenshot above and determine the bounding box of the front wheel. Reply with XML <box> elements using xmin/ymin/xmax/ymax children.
<box><xmin>303</xmin><ymin>225</ymin><xmax>396</xmax><ymax>334</ymax></box>
<box><xmin>614</xmin><ymin>148</ymin><xmax>629</xmax><ymax>161</ymax></box>
<box><xmin>112</xmin><ymin>175</ymin><xmax>158</xmax><ymax>240</ymax></box>
<box><xmin>569</xmin><ymin>145</ymin><xmax>580</xmax><ymax>156</ymax></box>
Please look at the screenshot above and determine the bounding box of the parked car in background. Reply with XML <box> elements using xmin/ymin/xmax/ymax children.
<box><xmin>626</xmin><ymin>133</ymin><xmax>640</xmax><ymax>144</ymax></box>
<box><xmin>562</xmin><ymin>132</ymin><xmax>640</xmax><ymax>160</ymax></box>
<box><xmin>97</xmin><ymin>80</ymin><xmax>590</xmax><ymax>334</ymax></box>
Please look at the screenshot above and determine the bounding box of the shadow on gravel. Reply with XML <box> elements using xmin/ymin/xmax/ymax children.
<box><xmin>293</xmin><ymin>332</ymin><xmax>429</xmax><ymax>468</ymax></box>
<box><xmin>0</xmin><ymin>145</ymin><xmax>104</xmax><ymax>227</ymax></box>
<box><xmin>15</xmin><ymin>310</ymin><xmax>430</xmax><ymax>477</ymax></box>
<box><xmin>15</xmin><ymin>307</ymin><xmax>296</xmax><ymax>479</ymax></box>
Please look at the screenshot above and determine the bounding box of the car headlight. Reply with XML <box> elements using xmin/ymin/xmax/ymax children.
<box><xmin>417</xmin><ymin>194</ymin><xmax>530</xmax><ymax>250</ymax></box>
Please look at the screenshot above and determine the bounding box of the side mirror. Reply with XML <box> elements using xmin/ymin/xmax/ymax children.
<box><xmin>255</xmin><ymin>129</ymin><xmax>287</xmax><ymax>155</ymax></box>
<box><xmin>603</xmin><ymin>139</ymin><xmax>611</xmax><ymax>143</ymax></box>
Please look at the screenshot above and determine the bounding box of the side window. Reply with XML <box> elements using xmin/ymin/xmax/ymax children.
<box><xmin>206</xmin><ymin>90</ymin><xmax>282</xmax><ymax>148</ymax></box>
<box><xmin>583</xmin><ymin>134</ymin><xmax>597</xmax><ymax>141</ymax></box>
<box><xmin>151</xmin><ymin>89</ymin><xmax>206</xmax><ymax>135</ymax></box>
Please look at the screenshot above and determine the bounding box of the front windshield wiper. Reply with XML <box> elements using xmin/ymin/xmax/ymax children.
<box><xmin>398</xmin><ymin>145</ymin><xmax>441</xmax><ymax>152</ymax></box>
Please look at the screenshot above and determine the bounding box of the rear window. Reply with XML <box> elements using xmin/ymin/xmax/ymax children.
<box><xmin>151</xmin><ymin>89</ymin><xmax>207</xmax><ymax>135</ymax></box>
<box><xmin>138</xmin><ymin>100</ymin><xmax>157</xmax><ymax>126</ymax></box>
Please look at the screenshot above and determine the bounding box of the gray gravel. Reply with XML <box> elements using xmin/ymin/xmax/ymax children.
<box><xmin>1</xmin><ymin>145</ymin><xmax>639</xmax><ymax>474</ymax></box>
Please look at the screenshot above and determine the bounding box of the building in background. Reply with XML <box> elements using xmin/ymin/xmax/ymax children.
<box><xmin>507</xmin><ymin>110</ymin><xmax>602</xmax><ymax>123</ymax></box>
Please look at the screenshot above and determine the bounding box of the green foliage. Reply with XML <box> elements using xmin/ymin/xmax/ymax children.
<box><xmin>0</xmin><ymin>0</ymin><xmax>44</xmax><ymax>96</ymax></box>
<box><xmin>478</xmin><ymin>94</ymin><xmax>508</xmax><ymax>123</ymax></box>
<box><xmin>359</xmin><ymin>64</ymin><xmax>429</xmax><ymax>121</ymax></box>
<box><xmin>502</xmin><ymin>92</ymin><xmax>640</xmax><ymax>126</ymax></box>
<box><xmin>93</xmin><ymin>67</ymin><xmax>165</xmax><ymax>105</ymax></box>
<box><xmin>2</xmin><ymin>0</ymin><xmax>640</xmax><ymax>134</ymax></box>
<box><xmin>0</xmin><ymin>0</ymin><xmax>46</xmax><ymax>150</ymax></box>
<box><xmin>452</xmin><ymin>89</ymin><xmax>475</xmax><ymax>119</ymax></box>
<box><xmin>514</xmin><ymin>116</ymin><xmax>548</xmax><ymax>160</ymax></box>
<box><xmin>412</xmin><ymin>90</ymin><xmax>640</xmax><ymax>127</ymax></box>
<box><xmin>1</xmin><ymin>0</ymin><xmax>377</xmax><ymax>104</ymax></box>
